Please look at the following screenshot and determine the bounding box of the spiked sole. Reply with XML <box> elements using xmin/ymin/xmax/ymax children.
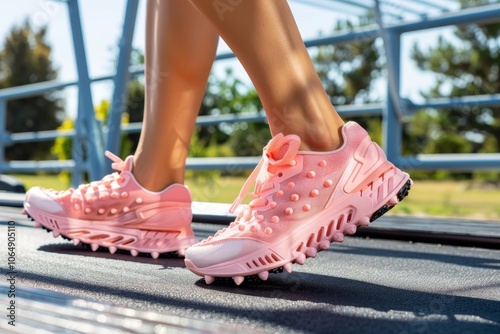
<box><xmin>186</xmin><ymin>177</ymin><xmax>412</xmax><ymax>286</ymax></box>
<box><xmin>25</xmin><ymin>209</ymin><xmax>196</xmax><ymax>259</ymax></box>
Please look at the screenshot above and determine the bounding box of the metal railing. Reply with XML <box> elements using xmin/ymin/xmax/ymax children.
<box><xmin>1</xmin><ymin>0</ymin><xmax>500</xmax><ymax>188</ymax></box>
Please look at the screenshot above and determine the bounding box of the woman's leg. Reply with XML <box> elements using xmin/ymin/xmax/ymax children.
<box><xmin>24</xmin><ymin>0</ymin><xmax>219</xmax><ymax>256</ymax></box>
<box><xmin>133</xmin><ymin>0</ymin><xmax>219</xmax><ymax>191</ymax></box>
<box><xmin>185</xmin><ymin>0</ymin><xmax>412</xmax><ymax>283</ymax></box>
<box><xmin>188</xmin><ymin>0</ymin><xmax>345</xmax><ymax>151</ymax></box>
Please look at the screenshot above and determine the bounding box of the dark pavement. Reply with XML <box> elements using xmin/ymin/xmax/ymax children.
<box><xmin>0</xmin><ymin>204</ymin><xmax>499</xmax><ymax>333</ymax></box>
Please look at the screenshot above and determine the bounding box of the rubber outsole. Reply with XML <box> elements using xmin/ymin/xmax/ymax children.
<box><xmin>26</xmin><ymin>213</ymin><xmax>193</xmax><ymax>259</ymax></box>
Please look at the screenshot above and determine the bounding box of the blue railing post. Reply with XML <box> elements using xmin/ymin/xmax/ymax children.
<box><xmin>67</xmin><ymin>0</ymin><xmax>105</xmax><ymax>181</ymax></box>
<box><xmin>0</xmin><ymin>100</ymin><xmax>6</xmax><ymax>168</ymax></box>
<box><xmin>105</xmin><ymin>0</ymin><xmax>139</xmax><ymax>169</ymax></box>
<box><xmin>71</xmin><ymin>99</ymin><xmax>85</xmax><ymax>187</ymax></box>
<box><xmin>382</xmin><ymin>30</ymin><xmax>403</xmax><ymax>165</ymax></box>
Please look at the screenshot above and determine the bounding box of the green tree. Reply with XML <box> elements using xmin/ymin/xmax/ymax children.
<box><xmin>409</xmin><ymin>0</ymin><xmax>500</xmax><ymax>180</ymax></box>
<box><xmin>122</xmin><ymin>79</ymin><xmax>145</xmax><ymax>152</ymax></box>
<box><xmin>0</xmin><ymin>21</ymin><xmax>63</xmax><ymax>160</ymax></box>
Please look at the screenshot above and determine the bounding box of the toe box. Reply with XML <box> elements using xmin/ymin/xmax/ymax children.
<box><xmin>24</xmin><ymin>187</ymin><xmax>65</xmax><ymax>214</ymax></box>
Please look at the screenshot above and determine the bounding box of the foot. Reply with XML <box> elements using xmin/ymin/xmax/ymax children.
<box><xmin>23</xmin><ymin>151</ymin><xmax>196</xmax><ymax>258</ymax></box>
<box><xmin>185</xmin><ymin>122</ymin><xmax>412</xmax><ymax>284</ymax></box>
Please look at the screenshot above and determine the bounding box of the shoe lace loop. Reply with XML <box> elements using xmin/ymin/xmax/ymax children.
<box><xmin>73</xmin><ymin>151</ymin><xmax>127</xmax><ymax>196</ymax></box>
<box><xmin>105</xmin><ymin>150</ymin><xmax>127</xmax><ymax>172</ymax></box>
<box><xmin>229</xmin><ymin>133</ymin><xmax>300</xmax><ymax>215</ymax></box>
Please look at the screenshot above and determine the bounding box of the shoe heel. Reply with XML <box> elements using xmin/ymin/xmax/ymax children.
<box><xmin>370</xmin><ymin>178</ymin><xmax>412</xmax><ymax>222</ymax></box>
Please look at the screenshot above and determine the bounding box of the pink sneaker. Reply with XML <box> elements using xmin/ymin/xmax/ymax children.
<box><xmin>24</xmin><ymin>151</ymin><xmax>196</xmax><ymax>258</ymax></box>
<box><xmin>185</xmin><ymin>122</ymin><xmax>412</xmax><ymax>284</ymax></box>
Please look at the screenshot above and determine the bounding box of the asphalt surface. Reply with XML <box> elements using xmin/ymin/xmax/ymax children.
<box><xmin>0</xmin><ymin>205</ymin><xmax>499</xmax><ymax>333</ymax></box>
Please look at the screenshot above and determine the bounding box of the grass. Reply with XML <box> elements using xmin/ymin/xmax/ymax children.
<box><xmin>9</xmin><ymin>173</ymin><xmax>500</xmax><ymax>221</ymax></box>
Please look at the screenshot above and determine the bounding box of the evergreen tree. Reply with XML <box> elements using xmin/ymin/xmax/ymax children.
<box><xmin>0</xmin><ymin>21</ymin><xmax>63</xmax><ymax>160</ymax></box>
<box><xmin>409</xmin><ymin>0</ymin><xmax>500</xmax><ymax>181</ymax></box>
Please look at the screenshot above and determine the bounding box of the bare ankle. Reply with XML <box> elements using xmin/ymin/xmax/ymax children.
<box><xmin>132</xmin><ymin>160</ymin><xmax>184</xmax><ymax>192</ymax></box>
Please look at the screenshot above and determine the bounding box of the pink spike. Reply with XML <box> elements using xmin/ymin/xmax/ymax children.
<box><xmin>303</xmin><ymin>204</ymin><xmax>311</xmax><ymax>212</ymax></box>
<box><xmin>258</xmin><ymin>271</ymin><xmax>269</xmax><ymax>281</ymax></box>
<box><xmin>323</xmin><ymin>180</ymin><xmax>333</xmax><ymax>188</ymax></box>
<box><xmin>34</xmin><ymin>221</ymin><xmax>42</xmax><ymax>228</ymax></box>
<box><xmin>130</xmin><ymin>249</ymin><xmax>139</xmax><ymax>257</ymax></box>
<box><xmin>271</xmin><ymin>216</ymin><xmax>279</xmax><ymax>223</ymax></box>
<box><xmin>318</xmin><ymin>160</ymin><xmax>327</xmax><ymax>167</ymax></box>
<box><xmin>283</xmin><ymin>262</ymin><xmax>293</xmax><ymax>273</ymax></box>
<box><xmin>73</xmin><ymin>239</ymin><xmax>80</xmax><ymax>246</ymax></box>
<box><xmin>319</xmin><ymin>240</ymin><xmax>330</xmax><ymax>250</ymax></box>
<box><xmin>290</xmin><ymin>194</ymin><xmax>299</xmax><ymax>202</ymax></box>
<box><xmin>295</xmin><ymin>253</ymin><xmax>306</xmax><ymax>265</ymax></box>
<box><xmin>307</xmin><ymin>171</ymin><xmax>316</xmax><ymax>178</ymax></box>
<box><xmin>52</xmin><ymin>230</ymin><xmax>60</xmax><ymax>238</ymax></box>
<box><xmin>204</xmin><ymin>275</ymin><xmax>215</xmax><ymax>285</ymax></box>
<box><xmin>359</xmin><ymin>216</ymin><xmax>370</xmax><ymax>226</ymax></box>
<box><xmin>109</xmin><ymin>246</ymin><xmax>117</xmax><ymax>254</ymax></box>
<box><xmin>238</xmin><ymin>224</ymin><xmax>246</xmax><ymax>231</ymax></box>
<box><xmin>270</xmin><ymin>201</ymin><xmax>277</xmax><ymax>209</ymax></box>
<box><xmin>285</xmin><ymin>207</ymin><xmax>294</xmax><ymax>215</ymax></box>
<box><xmin>310</xmin><ymin>189</ymin><xmax>319</xmax><ymax>197</ymax></box>
<box><xmin>345</xmin><ymin>225</ymin><xmax>357</xmax><ymax>235</ymax></box>
<box><xmin>233</xmin><ymin>276</ymin><xmax>245</xmax><ymax>286</ymax></box>
<box><xmin>264</xmin><ymin>227</ymin><xmax>273</xmax><ymax>235</ymax></box>
<box><xmin>306</xmin><ymin>248</ymin><xmax>317</xmax><ymax>258</ymax></box>
<box><xmin>177</xmin><ymin>248</ymin><xmax>186</xmax><ymax>257</ymax></box>
<box><xmin>91</xmin><ymin>243</ymin><xmax>99</xmax><ymax>252</ymax></box>
<box><xmin>110</xmin><ymin>208</ymin><xmax>118</xmax><ymax>215</ymax></box>
<box><xmin>333</xmin><ymin>233</ymin><xmax>344</xmax><ymax>242</ymax></box>
<box><xmin>151</xmin><ymin>252</ymin><xmax>160</xmax><ymax>259</ymax></box>
<box><xmin>388</xmin><ymin>195</ymin><xmax>399</xmax><ymax>206</ymax></box>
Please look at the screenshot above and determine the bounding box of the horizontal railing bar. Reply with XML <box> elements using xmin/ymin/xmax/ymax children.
<box><xmin>0</xmin><ymin>160</ymin><xmax>77</xmax><ymax>173</ymax></box>
<box><xmin>0</xmin><ymin>80</ymin><xmax>77</xmax><ymax>100</ymax></box>
<box><xmin>9</xmin><ymin>129</ymin><xmax>75</xmax><ymax>143</ymax></box>
<box><xmin>389</xmin><ymin>3</ymin><xmax>500</xmax><ymax>34</ymax></box>
<box><xmin>409</xmin><ymin>94</ymin><xmax>500</xmax><ymax>110</ymax></box>
<box><xmin>0</xmin><ymin>157</ymin><xmax>262</xmax><ymax>173</ymax></box>
<box><xmin>3</xmin><ymin>153</ymin><xmax>499</xmax><ymax>174</ymax></box>
<box><xmin>4</xmin><ymin>104</ymin><xmax>385</xmax><ymax>144</ymax></box>
<box><xmin>6</xmin><ymin>91</ymin><xmax>500</xmax><ymax>145</ymax></box>
<box><xmin>398</xmin><ymin>153</ymin><xmax>500</xmax><ymax>171</ymax></box>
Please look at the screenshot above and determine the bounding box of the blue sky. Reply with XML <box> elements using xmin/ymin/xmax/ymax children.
<box><xmin>0</xmin><ymin>0</ymin><xmax>454</xmax><ymax>119</ymax></box>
